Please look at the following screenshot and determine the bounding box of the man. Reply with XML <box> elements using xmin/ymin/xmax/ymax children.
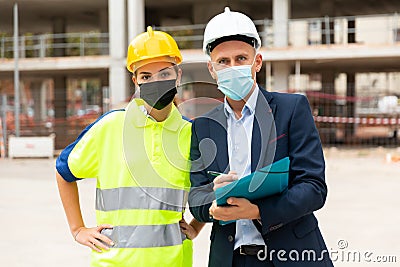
<box><xmin>56</xmin><ymin>26</ymin><xmax>203</xmax><ymax>267</ymax></box>
<box><xmin>189</xmin><ymin>7</ymin><xmax>333</xmax><ymax>267</ymax></box>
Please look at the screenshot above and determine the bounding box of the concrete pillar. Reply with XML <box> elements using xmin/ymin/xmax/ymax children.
<box><xmin>272</xmin><ymin>62</ymin><xmax>290</xmax><ymax>92</ymax></box>
<box><xmin>273</xmin><ymin>0</ymin><xmax>290</xmax><ymax>48</ymax></box>
<box><xmin>53</xmin><ymin>76</ymin><xmax>67</xmax><ymax>148</ymax></box>
<box><xmin>345</xmin><ymin>72</ymin><xmax>356</xmax><ymax>141</ymax></box>
<box><xmin>108</xmin><ymin>0</ymin><xmax>127</xmax><ymax>107</ymax></box>
<box><xmin>52</xmin><ymin>17</ymin><xmax>66</xmax><ymax>57</ymax></box>
<box><xmin>127</xmin><ymin>0</ymin><xmax>145</xmax><ymax>44</ymax></box>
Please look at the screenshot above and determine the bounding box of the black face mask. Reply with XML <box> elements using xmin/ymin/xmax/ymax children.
<box><xmin>139</xmin><ymin>79</ymin><xmax>177</xmax><ymax>110</ymax></box>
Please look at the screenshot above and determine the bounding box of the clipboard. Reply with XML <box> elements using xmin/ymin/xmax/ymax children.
<box><xmin>214</xmin><ymin>157</ymin><xmax>290</xmax><ymax>224</ymax></box>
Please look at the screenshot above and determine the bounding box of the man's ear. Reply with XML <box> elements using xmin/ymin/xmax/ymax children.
<box><xmin>176</xmin><ymin>68</ymin><xmax>182</xmax><ymax>87</ymax></box>
<box><xmin>255</xmin><ymin>53</ymin><xmax>263</xmax><ymax>72</ymax></box>
<box><xmin>207</xmin><ymin>61</ymin><xmax>217</xmax><ymax>80</ymax></box>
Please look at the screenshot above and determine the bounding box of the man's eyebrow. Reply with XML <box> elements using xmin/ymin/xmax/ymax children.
<box><xmin>236</xmin><ymin>53</ymin><xmax>250</xmax><ymax>58</ymax></box>
<box><xmin>214</xmin><ymin>53</ymin><xmax>250</xmax><ymax>62</ymax></box>
<box><xmin>214</xmin><ymin>56</ymin><xmax>229</xmax><ymax>62</ymax></box>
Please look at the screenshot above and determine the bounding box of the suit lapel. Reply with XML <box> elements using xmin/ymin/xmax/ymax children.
<box><xmin>252</xmin><ymin>89</ymin><xmax>277</xmax><ymax>171</ymax></box>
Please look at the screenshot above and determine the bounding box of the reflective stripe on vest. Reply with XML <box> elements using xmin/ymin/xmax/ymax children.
<box><xmin>96</xmin><ymin>187</ymin><xmax>186</xmax><ymax>212</ymax></box>
<box><xmin>101</xmin><ymin>224</ymin><xmax>186</xmax><ymax>248</ymax></box>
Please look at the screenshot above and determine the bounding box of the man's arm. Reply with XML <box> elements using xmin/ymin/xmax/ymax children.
<box><xmin>188</xmin><ymin>118</ymin><xmax>255</xmax><ymax>223</ymax></box>
<box><xmin>56</xmin><ymin>171</ymin><xmax>114</xmax><ymax>251</ymax></box>
<box><xmin>188</xmin><ymin>119</ymin><xmax>216</xmax><ymax>222</ymax></box>
<box><xmin>254</xmin><ymin>95</ymin><xmax>327</xmax><ymax>235</ymax></box>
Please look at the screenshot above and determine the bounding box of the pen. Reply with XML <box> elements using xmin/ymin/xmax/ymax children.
<box><xmin>207</xmin><ymin>171</ymin><xmax>223</xmax><ymax>177</ymax></box>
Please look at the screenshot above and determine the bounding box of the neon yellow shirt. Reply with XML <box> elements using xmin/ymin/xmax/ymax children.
<box><xmin>56</xmin><ymin>99</ymin><xmax>193</xmax><ymax>266</ymax></box>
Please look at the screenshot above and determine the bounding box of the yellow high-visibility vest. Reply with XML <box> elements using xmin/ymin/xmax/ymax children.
<box><xmin>57</xmin><ymin>99</ymin><xmax>192</xmax><ymax>267</ymax></box>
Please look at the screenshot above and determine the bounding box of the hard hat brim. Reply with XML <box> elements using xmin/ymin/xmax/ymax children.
<box><xmin>129</xmin><ymin>56</ymin><xmax>178</xmax><ymax>73</ymax></box>
<box><xmin>207</xmin><ymin>34</ymin><xmax>257</xmax><ymax>54</ymax></box>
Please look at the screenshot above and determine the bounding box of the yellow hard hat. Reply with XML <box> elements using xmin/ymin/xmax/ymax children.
<box><xmin>126</xmin><ymin>26</ymin><xmax>183</xmax><ymax>73</ymax></box>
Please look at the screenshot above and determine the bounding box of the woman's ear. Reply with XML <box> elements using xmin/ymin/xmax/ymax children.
<box><xmin>132</xmin><ymin>75</ymin><xmax>140</xmax><ymax>96</ymax></box>
<box><xmin>132</xmin><ymin>75</ymin><xmax>138</xmax><ymax>86</ymax></box>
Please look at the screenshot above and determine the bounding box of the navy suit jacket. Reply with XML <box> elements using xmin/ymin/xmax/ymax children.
<box><xmin>189</xmin><ymin>87</ymin><xmax>333</xmax><ymax>267</ymax></box>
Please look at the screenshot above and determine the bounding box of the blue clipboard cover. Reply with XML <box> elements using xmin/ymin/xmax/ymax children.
<box><xmin>214</xmin><ymin>157</ymin><xmax>290</xmax><ymax>224</ymax></box>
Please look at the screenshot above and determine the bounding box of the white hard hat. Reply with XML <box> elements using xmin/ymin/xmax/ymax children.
<box><xmin>203</xmin><ymin>7</ymin><xmax>261</xmax><ymax>55</ymax></box>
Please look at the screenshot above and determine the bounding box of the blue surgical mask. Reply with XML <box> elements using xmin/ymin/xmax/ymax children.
<box><xmin>214</xmin><ymin>64</ymin><xmax>255</xmax><ymax>101</ymax></box>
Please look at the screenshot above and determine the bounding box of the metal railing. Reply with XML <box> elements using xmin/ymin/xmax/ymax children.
<box><xmin>0</xmin><ymin>32</ymin><xmax>109</xmax><ymax>59</ymax></box>
<box><xmin>155</xmin><ymin>13</ymin><xmax>400</xmax><ymax>49</ymax></box>
<box><xmin>0</xmin><ymin>13</ymin><xmax>399</xmax><ymax>59</ymax></box>
<box><xmin>153</xmin><ymin>20</ymin><xmax>271</xmax><ymax>49</ymax></box>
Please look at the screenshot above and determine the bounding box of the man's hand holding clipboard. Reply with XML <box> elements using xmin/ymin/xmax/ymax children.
<box><xmin>209</xmin><ymin>157</ymin><xmax>290</xmax><ymax>225</ymax></box>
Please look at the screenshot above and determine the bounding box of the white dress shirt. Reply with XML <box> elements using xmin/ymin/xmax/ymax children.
<box><xmin>223</xmin><ymin>85</ymin><xmax>266</xmax><ymax>250</ymax></box>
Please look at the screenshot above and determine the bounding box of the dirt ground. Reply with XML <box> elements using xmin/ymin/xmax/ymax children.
<box><xmin>0</xmin><ymin>147</ymin><xmax>399</xmax><ymax>267</ymax></box>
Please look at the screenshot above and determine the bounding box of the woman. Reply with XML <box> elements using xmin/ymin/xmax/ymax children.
<box><xmin>56</xmin><ymin>26</ymin><xmax>204</xmax><ymax>267</ymax></box>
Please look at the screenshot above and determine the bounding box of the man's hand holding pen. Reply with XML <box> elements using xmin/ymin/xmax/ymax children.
<box><xmin>208</xmin><ymin>170</ymin><xmax>260</xmax><ymax>221</ymax></box>
<box><xmin>210</xmin><ymin>171</ymin><xmax>238</xmax><ymax>191</ymax></box>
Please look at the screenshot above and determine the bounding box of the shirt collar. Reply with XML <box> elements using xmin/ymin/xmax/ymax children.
<box><xmin>126</xmin><ymin>98</ymin><xmax>183</xmax><ymax>132</ymax></box>
<box><xmin>223</xmin><ymin>85</ymin><xmax>259</xmax><ymax>118</ymax></box>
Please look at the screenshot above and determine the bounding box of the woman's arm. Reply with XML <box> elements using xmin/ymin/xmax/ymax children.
<box><xmin>179</xmin><ymin>217</ymin><xmax>206</xmax><ymax>240</ymax></box>
<box><xmin>56</xmin><ymin>171</ymin><xmax>114</xmax><ymax>252</ymax></box>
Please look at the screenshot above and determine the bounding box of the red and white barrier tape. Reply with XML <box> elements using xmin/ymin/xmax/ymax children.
<box><xmin>314</xmin><ymin>116</ymin><xmax>400</xmax><ymax>125</ymax></box>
